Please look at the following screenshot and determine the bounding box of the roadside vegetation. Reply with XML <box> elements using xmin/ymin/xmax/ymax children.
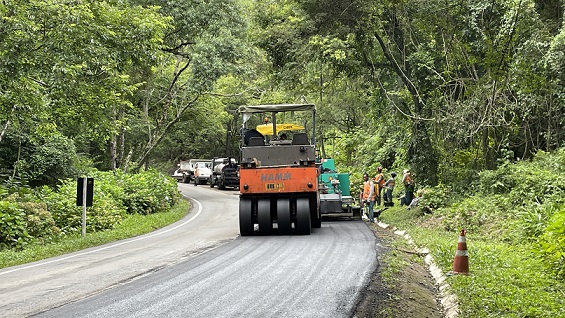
<box><xmin>376</xmin><ymin>149</ymin><xmax>565</xmax><ymax>317</ymax></box>
<box><xmin>0</xmin><ymin>170</ymin><xmax>186</xmax><ymax>269</ymax></box>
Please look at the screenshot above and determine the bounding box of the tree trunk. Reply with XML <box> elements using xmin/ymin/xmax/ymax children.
<box><xmin>408</xmin><ymin>119</ymin><xmax>438</xmax><ymax>185</ymax></box>
<box><xmin>109</xmin><ymin>137</ymin><xmax>117</xmax><ymax>172</ymax></box>
<box><xmin>0</xmin><ymin>119</ymin><xmax>10</xmax><ymax>144</ymax></box>
<box><xmin>482</xmin><ymin>127</ymin><xmax>496</xmax><ymax>170</ymax></box>
<box><xmin>118</xmin><ymin>128</ymin><xmax>125</xmax><ymax>169</ymax></box>
<box><xmin>109</xmin><ymin>105</ymin><xmax>117</xmax><ymax>171</ymax></box>
<box><xmin>373</xmin><ymin>30</ymin><xmax>438</xmax><ymax>185</ymax></box>
<box><xmin>0</xmin><ymin>105</ymin><xmax>16</xmax><ymax>143</ymax></box>
<box><xmin>134</xmin><ymin>95</ymin><xmax>201</xmax><ymax>170</ymax></box>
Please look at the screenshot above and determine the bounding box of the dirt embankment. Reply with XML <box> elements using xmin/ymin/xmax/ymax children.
<box><xmin>353</xmin><ymin>223</ymin><xmax>443</xmax><ymax>318</ymax></box>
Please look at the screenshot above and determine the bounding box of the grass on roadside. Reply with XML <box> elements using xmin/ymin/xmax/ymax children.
<box><xmin>0</xmin><ymin>198</ymin><xmax>190</xmax><ymax>269</ymax></box>
<box><xmin>376</xmin><ymin>247</ymin><xmax>404</xmax><ymax>317</ymax></box>
<box><xmin>380</xmin><ymin>205</ymin><xmax>565</xmax><ymax>318</ymax></box>
<box><xmin>379</xmin><ymin>241</ymin><xmax>413</xmax><ymax>289</ymax></box>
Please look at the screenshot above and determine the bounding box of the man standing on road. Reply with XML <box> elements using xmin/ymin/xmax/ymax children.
<box><xmin>362</xmin><ymin>173</ymin><xmax>376</xmax><ymax>223</ymax></box>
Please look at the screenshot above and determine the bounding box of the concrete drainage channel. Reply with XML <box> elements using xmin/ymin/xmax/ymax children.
<box><xmin>375</xmin><ymin>221</ymin><xmax>460</xmax><ymax>318</ymax></box>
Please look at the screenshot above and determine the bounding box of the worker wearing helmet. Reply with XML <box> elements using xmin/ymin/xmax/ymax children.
<box><xmin>374</xmin><ymin>167</ymin><xmax>385</xmax><ymax>206</ymax></box>
<box><xmin>362</xmin><ymin>173</ymin><xmax>376</xmax><ymax>223</ymax></box>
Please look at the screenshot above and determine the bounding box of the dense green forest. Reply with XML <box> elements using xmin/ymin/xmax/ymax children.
<box><xmin>1</xmin><ymin>0</ymin><xmax>563</xmax><ymax>186</ymax></box>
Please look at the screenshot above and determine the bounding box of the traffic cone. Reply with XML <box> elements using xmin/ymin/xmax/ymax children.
<box><xmin>452</xmin><ymin>229</ymin><xmax>469</xmax><ymax>274</ymax></box>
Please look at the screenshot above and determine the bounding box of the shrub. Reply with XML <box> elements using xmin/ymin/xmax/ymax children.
<box><xmin>539</xmin><ymin>205</ymin><xmax>565</xmax><ymax>278</ymax></box>
<box><xmin>88</xmin><ymin>170</ymin><xmax>126</xmax><ymax>205</ymax></box>
<box><xmin>478</xmin><ymin>149</ymin><xmax>565</xmax><ymax>207</ymax></box>
<box><xmin>17</xmin><ymin>135</ymin><xmax>78</xmax><ymax>188</ymax></box>
<box><xmin>436</xmin><ymin>194</ymin><xmax>515</xmax><ymax>237</ymax></box>
<box><xmin>417</xmin><ymin>184</ymin><xmax>450</xmax><ymax>212</ymax></box>
<box><xmin>38</xmin><ymin>178</ymin><xmax>126</xmax><ymax>234</ymax></box>
<box><xmin>0</xmin><ymin>201</ymin><xmax>32</xmax><ymax>250</ymax></box>
<box><xmin>437</xmin><ymin>147</ymin><xmax>481</xmax><ymax>194</ymax></box>
<box><xmin>477</xmin><ymin>164</ymin><xmax>515</xmax><ymax>195</ymax></box>
<box><xmin>441</xmin><ymin>148</ymin><xmax>565</xmax><ymax>276</ymax></box>
<box><xmin>19</xmin><ymin>201</ymin><xmax>60</xmax><ymax>243</ymax></box>
<box><xmin>37</xmin><ymin>169</ymin><xmax>180</xmax><ymax>234</ymax></box>
<box><xmin>37</xmin><ymin>183</ymin><xmax>83</xmax><ymax>234</ymax></box>
<box><xmin>1</xmin><ymin>168</ymin><xmax>181</xmax><ymax>249</ymax></box>
<box><xmin>0</xmin><ymin>193</ymin><xmax>60</xmax><ymax>248</ymax></box>
<box><xmin>121</xmin><ymin>169</ymin><xmax>180</xmax><ymax>215</ymax></box>
<box><xmin>85</xmin><ymin>192</ymin><xmax>126</xmax><ymax>232</ymax></box>
<box><xmin>514</xmin><ymin>202</ymin><xmax>558</xmax><ymax>240</ymax></box>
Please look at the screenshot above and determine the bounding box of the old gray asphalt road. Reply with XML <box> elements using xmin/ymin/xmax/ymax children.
<box><xmin>0</xmin><ymin>183</ymin><xmax>240</xmax><ymax>317</ymax></box>
<box><xmin>1</xmin><ymin>184</ymin><xmax>379</xmax><ymax>318</ymax></box>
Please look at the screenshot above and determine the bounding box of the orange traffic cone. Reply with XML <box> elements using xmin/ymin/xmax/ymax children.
<box><xmin>452</xmin><ymin>229</ymin><xmax>469</xmax><ymax>274</ymax></box>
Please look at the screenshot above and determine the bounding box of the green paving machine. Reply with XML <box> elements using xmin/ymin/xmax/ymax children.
<box><xmin>318</xmin><ymin>158</ymin><xmax>358</xmax><ymax>218</ymax></box>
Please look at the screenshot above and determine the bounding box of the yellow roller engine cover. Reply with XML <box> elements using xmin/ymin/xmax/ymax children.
<box><xmin>240</xmin><ymin>166</ymin><xmax>318</xmax><ymax>194</ymax></box>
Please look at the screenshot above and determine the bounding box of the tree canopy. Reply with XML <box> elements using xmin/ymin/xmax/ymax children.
<box><xmin>0</xmin><ymin>0</ymin><xmax>563</xmax><ymax>189</ymax></box>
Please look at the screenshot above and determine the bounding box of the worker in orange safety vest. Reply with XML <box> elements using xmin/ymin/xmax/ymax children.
<box><xmin>374</xmin><ymin>167</ymin><xmax>385</xmax><ymax>206</ymax></box>
<box><xmin>362</xmin><ymin>173</ymin><xmax>376</xmax><ymax>223</ymax></box>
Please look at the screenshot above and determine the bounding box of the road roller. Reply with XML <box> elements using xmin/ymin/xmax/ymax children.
<box><xmin>238</xmin><ymin>104</ymin><xmax>320</xmax><ymax>235</ymax></box>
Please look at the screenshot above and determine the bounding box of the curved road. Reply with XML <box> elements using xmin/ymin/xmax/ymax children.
<box><xmin>0</xmin><ymin>183</ymin><xmax>380</xmax><ymax>318</ymax></box>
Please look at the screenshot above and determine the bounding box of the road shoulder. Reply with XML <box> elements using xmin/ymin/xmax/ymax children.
<box><xmin>353</xmin><ymin>222</ymin><xmax>443</xmax><ymax>318</ymax></box>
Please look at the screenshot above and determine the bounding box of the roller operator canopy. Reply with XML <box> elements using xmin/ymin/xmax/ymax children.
<box><xmin>239</xmin><ymin>103</ymin><xmax>316</xmax><ymax>141</ymax></box>
<box><xmin>238</xmin><ymin>103</ymin><xmax>315</xmax><ymax>114</ymax></box>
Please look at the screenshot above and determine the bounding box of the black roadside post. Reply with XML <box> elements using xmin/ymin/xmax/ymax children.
<box><xmin>76</xmin><ymin>177</ymin><xmax>94</xmax><ymax>237</ymax></box>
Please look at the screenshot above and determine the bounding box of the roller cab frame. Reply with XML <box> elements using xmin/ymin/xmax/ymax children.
<box><xmin>238</xmin><ymin>104</ymin><xmax>321</xmax><ymax>236</ymax></box>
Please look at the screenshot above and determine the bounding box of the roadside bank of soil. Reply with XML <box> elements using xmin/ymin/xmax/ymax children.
<box><xmin>353</xmin><ymin>222</ymin><xmax>443</xmax><ymax>318</ymax></box>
